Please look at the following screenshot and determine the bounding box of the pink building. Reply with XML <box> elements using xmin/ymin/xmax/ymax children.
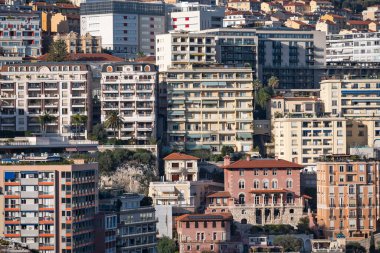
<box><xmin>206</xmin><ymin>157</ymin><xmax>307</xmax><ymax>227</ymax></box>
<box><xmin>176</xmin><ymin>213</ymin><xmax>242</xmax><ymax>253</ymax></box>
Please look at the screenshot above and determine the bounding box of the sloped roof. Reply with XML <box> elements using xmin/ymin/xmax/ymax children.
<box><xmin>223</xmin><ymin>159</ymin><xmax>304</xmax><ymax>169</ymax></box>
<box><xmin>177</xmin><ymin>213</ymin><xmax>233</xmax><ymax>222</ymax></box>
<box><xmin>207</xmin><ymin>191</ymin><xmax>231</xmax><ymax>198</ymax></box>
<box><xmin>163</xmin><ymin>153</ymin><xmax>200</xmax><ymax>161</ymax></box>
<box><xmin>37</xmin><ymin>53</ymin><xmax>124</xmax><ymax>62</ymax></box>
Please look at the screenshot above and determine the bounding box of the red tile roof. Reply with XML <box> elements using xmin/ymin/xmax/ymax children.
<box><xmin>347</xmin><ymin>20</ymin><xmax>371</xmax><ymax>25</ymax></box>
<box><xmin>207</xmin><ymin>191</ymin><xmax>231</xmax><ymax>198</ymax></box>
<box><xmin>135</xmin><ymin>56</ymin><xmax>156</xmax><ymax>63</ymax></box>
<box><xmin>176</xmin><ymin>213</ymin><xmax>233</xmax><ymax>222</ymax></box>
<box><xmin>163</xmin><ymin>153</ymin><xmax>200</xmax><ymax>161</ymax></box>
<box><xmin>223</xmin><ymin>159</ymin><xmax>304</xmax><ymax>169</ymax></box>
<box><xmin>37</xmin><ymin>53</ymin><xmax>124</xmax><ymax>62</ymax></box>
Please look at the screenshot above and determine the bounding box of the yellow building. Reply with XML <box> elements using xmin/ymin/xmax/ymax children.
<box><xmin>41</xmin><ymin>12</ymin><xmax>80</xmax><ymax>34</ymax></box>
<box><xmin>54</xmin><ymin>32</ymin><xmax>102</xmax><ymax>54</ymax></box>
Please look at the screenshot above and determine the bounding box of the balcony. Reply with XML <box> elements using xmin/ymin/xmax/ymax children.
<box><xmin>21</xmin><ymin>204</ymin><xmax>39</xmax><ymax>211</ymax></box>
<box><xmin>21</xmin><ymin>178</ymin><xmax>39</xmax><ymax>185</ymax></box>
<box><xmin>21</xmin><ymin>217</ymin><xmax>39</xmax><ymax>224</ymax></box>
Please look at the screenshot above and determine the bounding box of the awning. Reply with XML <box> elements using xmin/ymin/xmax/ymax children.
<box><xmin>202</xmin><ymin>101</ymin><xmax>218</xmax><ymax>104</ymax></box>
<box><xmin>169</xmin><ymin>100</ymin><xmax>185</xmax><ymax>104</ymax></box>
<box><xmin>188</xmin><ymin>134</ymin><xmax>201</xmax><ymax>138</ymax></box>
<box><xmin>237</xmin><ymin>133</ymin><xmax>252</xmax><ymax>138</ymax></box>
<box><xmin>202</xmin><ymin>134</ymin><xmax>211</xmax><ymax>138</ymax></box>
<box><xmin>4</xmin><ymin>172</ymin><xmax>15</xmax><ymax>180</ymax></box>
<box><xmin>169</xmin><ymin>111</ymin><xmax>185</xmax><ymax>116</ymax></box>
<box><xmin>169</xmin><ymin>90</ymin><xmax>185</xmax><ymax>95</ymax></box>
<box><xmin>202</xmin><ymin>81</ymin><xmax>227</xmax><ymax>86</ymax></box>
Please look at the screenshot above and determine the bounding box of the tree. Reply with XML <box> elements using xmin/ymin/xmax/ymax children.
<box><xmin>346</xmin><ymin>242</ymin><xmax>366</xmax><ymax>253</ymax></box>
<box><xmin>253</xmin><ymin>79</ymin><xmax>262</xmax><ymax>114</ymax></box>
<box><xmin>273</xmin><ymin>235</ymin><xmax>302</xmax><ymax>252</ymax></box>
<box><xmin>90</xmin><ymin>124</ymin><xmax>108</xmax><ymax>144</ymax></box>
<box><xmin>369</xmin><ymin>233</ymin><xmax>375</xmax><ymax>253</ymax></box>
<box><xmin>137</xmin><ymin>51</ymin><xmax>146</xmax><ymax>58</ymax></box>
<box><xmin>157</xmin><ymin>236</ymin><xmax>177</xmax><ymax>253</ymax></box>
<box><xmin>38</xmin><ymin>113</ymin><xmax>57</xmax><ymax>136</ymax></box>
<box><xmin>297</xmin><ymin>217</ymin><xmax>311</xmax><ymax>234</ymax></box>
<box><xmin>104</xmin><ymin>111</ymin><xmax>124</xmax><ymax>139</ymax></box>
<box><xmin>256</xmin><ymin>87</ymin><xmax>273</xmax><ymax>109</ymax></box>
<box><xmin>47</xmin><ymin>39</ymin><xmax>68</xmax><ymax>62</ymax></box>
<box><xmin>71</xmin><ymin>114</ymin><xmax>88</xmax><ymax>139</ymax></box>
<box><xmin>267</xmin><ymin>76</ymin><xmax>280</xmax><ymax>89</ymax></box>
<box><xmin>221</xmin><ymin>146</ymin><xmax>234</xmax><ymax>156</ymax></box>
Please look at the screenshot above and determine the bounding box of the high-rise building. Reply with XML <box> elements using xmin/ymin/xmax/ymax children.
<box><xmin>0</xmin><ymin>160</ymin><xmax>99</xmax><ymax>253</ymax></box>
<box><xmin>80</xmin><ymin>0</ymin><xmax>166</xmax><ymax>58</ymax></box>
<box><xmin>0</xmin><ymin>63</ymin><xmax>92</xmax><ymax>138</ymax></box>
<box><xmin>163</xmin><ymin>65</ymin><xmax>254</xmax><ymax>153</ymax></box>
<box><xmin>317</xmin><ymin>155</ymin><xmax>380</xmax><ymax>240</ymax></box>
<box><xmin>201</xmin><ymin>28</ymin><xmax>326</xmax><ymax>89</ymax></box>
<box><xmin>0</xmin><ymin>11</ymin><xmax>42</xmax><ymax>59</ymax></box>
<box><xmin>169</xmin><ymin>2</ymin><xmax>225</xmax><ymax>32</ymax></box>
<box><xmin>326</xmin><ymin>32</ymin><xmax>380</xmax><ymax>62</ymax></box>
<box><xmin>100</xmin><ymin>62</ymin><xmax>157</xmax><ymax>143</ymax></box>
<box><xmin>156</xmin><ymin>31</ymin><xmax>216</xmax><ymax>71</ymax></box>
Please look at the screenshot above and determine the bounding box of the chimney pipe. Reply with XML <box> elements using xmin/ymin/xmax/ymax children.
<box><xmin>224</xmin><ymin>155</ymin><xmax>231</xmax><ymax>166</ymax></box>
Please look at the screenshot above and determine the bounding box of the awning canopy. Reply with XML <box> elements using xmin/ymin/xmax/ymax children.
<box><xmin>169</xmin><ymin>111</ymin><xmax>185</xmax><ymax>116</ymax></box>
<box><xmin>237</xmin><ymin>132</ymin><xmax>252</xmax><ymax>138</ymax></box>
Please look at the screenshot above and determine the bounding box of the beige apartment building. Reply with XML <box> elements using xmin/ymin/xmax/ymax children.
<box><xmin>163</xmin><ymin>153</ymin><xmax>199</xmax><ymax>182</ymax></box>
<box><xmin>0</xmin><ymin>160</ymin><xmax>99</xmax><ymax>253</ymax></box>
<box><xmin>274</xmin><ymin>117</ymin><xmax>348</xmax><ymax>168</ymax></box>
<box><xmin>320</xmin><ymin>79</ymin><xmax>380</xmax><ymax>148</ymax></box>
<box><xmin>156</xmin><ymin>31</ymin><xmax>216</xmax><ymax>71</ymax></box>
<box><xmin>54</xmin><ymin>32</ymin><xmax>102</xmax><ymax>54</ymax></box>
<box><xmin>0</xmin><ymin>63</ymin><xmax>92</xmax><ymax>138</ymax></box>
<box><xmin>164</xmin><ymin>65</ymin><xmax>254</xmax><ymax>153</ymax></box>
<box><xmin>317</xmin><ymin>156</ymin><xmax>380</xmax><ymax>240</ymax></box>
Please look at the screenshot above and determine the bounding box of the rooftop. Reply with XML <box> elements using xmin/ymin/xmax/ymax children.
<box><xmin>163</xmin><ymin>153</ymin><xmax>200</xmax><ymax>161</ymax></box>
<box><xmin>223</xmin><ymin>159</ymin><xmax>304</xmax><ymax>169</ymax></box>
<box><xmin>207</xmin><ymin>191</ymin><xmax>231</xmax><ymax>198</ymax></box>
<box><xmin>37</xmin><ymin>53</ymin><xmax>124</xmax><ymax>62</ymax></box>
<box><xmin>177</xmin><ymin>213</ymin><xmax>233</xmax><ymax>222</ymax></box>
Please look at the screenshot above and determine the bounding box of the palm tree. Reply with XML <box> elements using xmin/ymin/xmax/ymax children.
<box><xmin>137</xmin><ymin>51</ymin><xmax>145</xmax><ymax>58</ymax></box>
<box><xmin>253</xmin><ymin>79</ymin><xmax>262</xmax><ymax>113</ymax></box>
<box><xmin>256</xmin><ymin>88</ymin><xmax>272</xmax><ymax>109</ymax></box>
<box><xmin>71</xmin><ymin>114</ymin><xmax>88</xmax><ymax>139</ymax></box>
<box><xmin>268</xmin><ymin>76</ymin><xmax>279</xmax><ymax>90</ymax></box>
<box><xmin>104</xmin><ymin>111</ymin><xmax>123</xmax><ymax>139</ymax></box>
<box><xmin>38</xmin><ymin>112</ymin><xmax>57</xmax><ymax>136</ymax></box>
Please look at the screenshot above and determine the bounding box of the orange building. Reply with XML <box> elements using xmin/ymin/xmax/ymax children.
<box><xmin>0</xmin><ymin>160</ymin><xmax>98</xmax><ymax>253</ymax></box>
<box><xmin>317</xmin><ymin>155</ymin><xmax>380</xmax><ymax>241</ymax></box>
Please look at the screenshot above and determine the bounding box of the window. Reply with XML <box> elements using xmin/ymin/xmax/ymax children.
<box><xmin>238</xmin><ymin>194</ymin><xmax>245</xmax><ymax>204</ymax></box>
<box><xmin>263</xmin><ymin>169</ymin><xmax>268</xmax><ymax>175</ymax></box>
<box><xmin>238</xmin><ymin>180</ymin><xmax>245</xmax><ymax>189</ymax></box>
<box><xmin>263</xmin><ymin>180</ymin><xmax>269</xmax><ymax>189</ymax></box>
<box><xmin>195</xmin><ymin>221</ymin><xmax>198</xmax><ymax>228</ymax></box>
<box><xmin>253</xmin><ymin>180</ymin><xmax>259</xmax><ymax>189</ymax></box>
<box><xmin>286</xmin><ymin>179</ymin><xmax>293</xmax><ymax>188</ymax></box>
<box><xmin>287</xmin><ymin>169</ymin><xmax>292</xmax><ymax>175</ymax></box>
<box><xmin>204</xmin><ymin>221</ymin><xmax>207</xmax><ymax>228</ymax></box>
<box><xmin>186</xmin><ymin>222</ymin><xmax>189</xmax><ymax>228</ymax></box>
<box><xmin>212</xmin><ymin>221</ymin><xmax>216</xmax><ymax>228</ymax></box>
<box><xmin>239</xmin><ymin>169</ymin><xmax>244</xmax><ymax>176</ymax></box>
<box><xmin>272</xmin><ymin>169</ymin><xmax>277</xmax><ymax>175</ymax></box>
<box><xmin>272</xmin><ymin>180</ymin><xmax>278</xmax><ymax>189</ymax></box>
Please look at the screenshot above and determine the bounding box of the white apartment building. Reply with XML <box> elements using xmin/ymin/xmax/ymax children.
<box><xmin>274</xmin><ymin>117</ymin><xmax>348</xmax><ymax>169</ymax></box>
<box><xmin>156</xmin><ymin>31</ymin><xmax>216</xmax><ymax>71</ymax></box>
<box><xmin>163</xmin><ymin>153</ymin><xmax>199</xmax><ymax>182</ymax></box>
<box><xmin>320</xmin><ymin>78</ymin><xmax>380</xmax><ymax>148</ymax></box>
<box><xmin>170</xmin><ymin>2</ymin><xmax>225</xmax><ymax>32</ymax></box>
<box><xmin>363</xmin><ymin>5</ymin><xmax>380</xmax><ymax>21</ymax></box>
<box><xmin>0</xmin><ymin>11</ymin><xmax>41</xmax><ymax>58</ymax></box>
<box><xmin>326</xmin><ymin>32</ymin><xmax>380</xmax><ymax>62</ymax></box>
<box><xmin>80</xmin><ymin>0</ymin><xmax>166</xmax><ymax>58</ymax></box>
<box><xmin>0</xmin><ymin>63</ymin><xmax>91</xmax><ymax>138</ymax></box>
<box><xmin>100</xmin><ymin>63</ymin><xmax>157</xmax><ymax>144</ymax></box>
<box><xmin>163</xmin><ymin>65</ymin><xmax>254</xmax><ymax>153</ymax></box>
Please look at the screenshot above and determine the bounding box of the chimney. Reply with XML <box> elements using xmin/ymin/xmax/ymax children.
<box><xmin>224</xmin><ymin>155</ymin><xmax>231</xmax><ymax>166</ymax></box>
<box><xmin>246</xmin><ymin>154</ymin><xmax>251</xmax><ymax>161</ymax></box>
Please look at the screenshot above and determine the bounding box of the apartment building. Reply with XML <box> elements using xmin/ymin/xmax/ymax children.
<box><xmin>100</xmin><ymin>63</ymin><xmax>157</xmax><ymax>143</ymax></box>
<box><xmin>163</xmin><ymin>65</ymin><xmax>254</xmax><ymax>153</ymax></box>
<box><xmin>227</xmin><ymin>0</ymin><xmax>261</xmax><ymax>12</ymax></box>
<box><xmin>317</xmin><ymin>155</ymin><xmax>380</xmax><ymax>240</ymax></box>
<box><xmin>163</xmin><ymin>153</ymin><xmax>199</xmax><ymax>182</ymax></box>
<box><xmin>326</xmin><ymin>32</ymin><xmax>380</xmax><ymax>62</ymax></box>
<box><xmin>170</xmin><ymin>2</ymin><xmax>225</xmax><ymax>32</ymax></box>
<box><xmin>362</xmin><ymin>5</ymin><xmax>380</xmax><ymax>21</ymax></box>
<box><xmin>206</xmin><ymin>157</ymin><xmax>306</xmax><ymax>227</ymax></box>
<box><xmin>80</xmin><ymin>0</ymin><xmax>166</xmax><ymax>58</ymax></box>
<box><xmin>0</xmin><ymin>160</ymin><xmax>99</xmax><ymax>253</ymax></box>
<box><xmin>0</xmin><ymin>63</ymin><xmax>92</xmax><ymax>138</ymax></box>
<box><xmin>176</xmin><ymin>213</ymin><xmax>243</xmax><ymax>253</ymax></box>
<box><xmin>156</xmin><ymin>31</ymin><xmax>216</xmax><ymax>71</ymax></box>
<box><xmin>0</xmin><ymin>11</ymin><xmax>41</xmax><ymax>58</ymax></box>
<box><xmin>98</xmin><ymin>193</ymin><xmax>157</xmax><ymax>253</ymax></box>
<box><xmin>201</xmin><ymin>28</ymin><xmax>326</xmax><ymax>89</ymax></box>
<box><xmin>273</xmin><ymin>117</ymin><xmax>348</xmax><ymax>168</ymax></box>
<box><xmin>270</xmin><ymin>97</ymin><xmax>324</xmax><ymax>120</ymax></box>
<box><xmin>54</xmin><ymin>32</ymin><xmax>102</xmax><ymax>54</ymax></box>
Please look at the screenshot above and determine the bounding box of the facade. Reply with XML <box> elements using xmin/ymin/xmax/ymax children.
<box><xmin>270</xmin><ymin>97</ymin><xmax>324</xmax><ymax>120</ymax></box>
<box><xmin>223</xmin><ymin>11</ymin><xmax>261</xmax><ymax>28</ymax></box>
<box><xmin>274</xmin><ymin>117</ymin><xmax>348</xmax><ymax>168</ymax></box>
<box><xmin>100</xmin><ymin>62</ymin><xmax>157</xmax><ymax>144</ymax></box>
<box><xmin>317</xmin><ymin>156</ymin><xmax>380</xmax><ymax>240</ymax></box>
<box><xmin>54</xmin><ymin>32</ymin><xmax>102</xmax><ymax>54</ymax></box>
<box><xmin>176</xmin><ymin>213</ymin><xmax>243</xmax><ymax>253</ymax></box>
<box><xmin>80</xmin><ymin>0</ymin><xmax>166</xmax><ymax>58</ymax></box>
<box><xmin>0</xmin><ymin>11</ymin><xmax>41</xmax><ymax>58</ymax></box>
<box><xmin>0</xmin><ymin>63</ymin><xmax>92</xmax><ymax>138</ymax></box>
<box><xmin>201</xmin><ymin>28</ymin><xmax>326</xmax><ymax>89</ymax></box>
<box><xmin>42</xmin><ymin>12</ymin><xmax>80</xmax><ymax>34</ymax></box>
<box><xmin>206</xmin><ymin>157</ymin><xmax>306</xmax><ymax>227</ymax></box>
<box><xmin>326</xmin><ymin>32</ymin><xmax>380</xmax><ymax>62</ymax></box>
<box><xmin>0</xmin><ymin>161</ymin><xmax>99</xmax><ymax>253</ymax></box>
<box><xmin>170</xmin><ymin>2</ymin><xmax>225</xmax><ymax>32</ymax></box>
<box><xmin>163</xmin><ymin>65</ymin><xmax>254</xmax><ymax>153</ymax></box>
<box><xmin>163</xmin><ymin>153</ymin><xmax>200</xmax><ymax>182</ymax></box>
<box><xmin>98</xmin><ymin>192</ymin><xmax>157</xmax><ymax>253</ymax></box>
<box><xmin>227</xmin><ymin>0</ymin><xmax>261</xmax><ymax>12</ymax></box>
<box><xmin>155</xmin><ymin>31</ymin><xmax>216</xmax><ymax>71</ymax></box>
<box><xmin>362</xmin><ymin>5</ymin><xmax>380</xmax><ymax>21</ymax></box>
<box><xmin>94</xmin><ymin>212</ymin><xmax>118</xmax><ymax>253</ymax></box>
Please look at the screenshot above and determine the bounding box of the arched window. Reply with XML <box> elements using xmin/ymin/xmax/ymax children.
<box><xmin>286</xmin><ymin>179</ymin><xmax>293</xmax><ymax>188</ymax></box>
<box><xmin>263</xmin><ymin>180</ymin><xmax>269</xmax><ymax>189</ymax></box>
<box><xmin>272</xmin><ymin>101</ymin><xmax>277</xmax><ymax>108</ymax></box>
<box><xmin>272</xmin><ymin>180</ymin><xmax>278</xmax><ymax>189</ymax></box>
<box><xmin>238</xmin><ymin>180</ymin><xmax>245</xmax><ymax>189</ymax></box>
<box><xmin>253</xmin><ymin>180</ymin><xmax>260</xmax><ymax>189</ymax></box>
<box><xmin>287</xmin><ymin>193</ymin><xmax>294</xmax><ymax>204</ymax></box>
<box><xmin>241</xmin><ymin>219</ymin><xmax>247</xmax><ymax>224</ymax></box>
<box><xmin>290</xmin><ymin>209</ymin><xmax>294</xmax><ymax>214</ymax></box>
<box><xmin>242</xmin><ymin>209</ymin><xmax>246</xmax><ymax>214</ymax></box>
<box><xmin>278</xmin><ymin>102</ymin><xmax>282</xmax><ymax>108</ymax></box>
<box><xmin>239</xmin><ymin>193</ymin><xmax>245</xmax><ymax>204</ymax></box>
